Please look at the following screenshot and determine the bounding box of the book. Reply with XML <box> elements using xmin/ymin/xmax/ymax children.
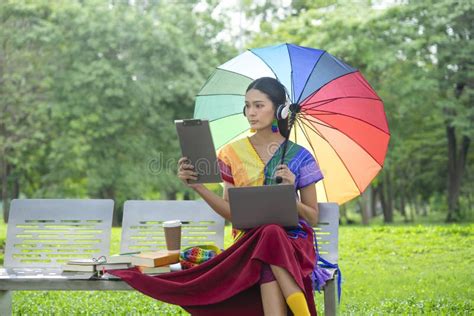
<box><xmin>62</xmin><ymin>264</ymin><xmax>97</xmax><ymax>272</ymax></box>
<box><xmin>63</xmin><ymin>257</ymin><xmax>106</xmax><ymax>272</ymax></box>
<box><xmin>137</xmin><ymin>265</ymin><xmax>171</xmax><ymax>274</ymax></box>
<box><xmin>96</xmin><ymin>263</ymin><xmax>132</xmax><ymax>271</ymax></box>
<box><xmin>106</xmin><ymin>253</ymin><xmax>138</xmax><ymax>264</ymax></box>
<box><xmin>60</xmin><ymin>271</ymin><xmax>96</xmax><ymax>279</ymax></box>
<box><xmin>131</xmin><ymin>251</ymin><xmax>180</xmax><ymax>268</ymax></box>
<box><xmin>66</xmin><ymin>259</ymin><xmax>101</xmax><ymax>265</ymax></box>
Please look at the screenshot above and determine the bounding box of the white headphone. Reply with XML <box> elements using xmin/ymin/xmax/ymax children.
<box><xmin>276</xmin><ymin>103</ymin><xmax>290</xmax><ymax>120</ymax></box>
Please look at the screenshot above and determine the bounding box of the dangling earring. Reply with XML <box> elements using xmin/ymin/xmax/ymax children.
<box><xmin>250</xmin><ymin>127</ymin><xmax>256</xmax><ymax>133</ymax></box>
<box><xmin>271</xmin><ymin>118</ymin><xmax>279</xmax><ymax>133</ymax></box>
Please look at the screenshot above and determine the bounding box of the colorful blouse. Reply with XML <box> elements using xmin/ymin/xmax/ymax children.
<box><xmin>217</xmin><ymin>137</ymin><xmax>324</xmax><ymax>240</ymax></box>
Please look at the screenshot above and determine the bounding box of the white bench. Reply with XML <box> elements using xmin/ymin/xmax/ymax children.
<box><xmin>0</xmin><ymin>200</ymin><xmax>339</xmax><ymax>315</ymax></box>
<box><xmin>0</xmin><ymin>199</ymin><xmax>119</xmax><ymax>315</ymax></box>
<box><xmin>315</xmin><ymin>203</ymin><xmax>340</xmax><ymax>316</ymax></box>
<box><xmin>0</xmin><ymin>199</ymin><xmax>224</xmax><ymax>315</ymax></box>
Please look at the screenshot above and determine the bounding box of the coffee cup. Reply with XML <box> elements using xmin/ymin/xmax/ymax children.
<box><xmin>163</xmin><ymin>220</ymin><xmax>182</xmax><ymax>252</ymax></box>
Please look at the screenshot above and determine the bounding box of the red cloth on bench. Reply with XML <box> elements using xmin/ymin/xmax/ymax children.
<box><xmin>108</xmin><ymin>223</ymin><xmax>318</xmax><ymax>316</ymax></box>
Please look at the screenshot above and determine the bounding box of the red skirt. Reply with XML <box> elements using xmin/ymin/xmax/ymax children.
<box><xmin>109</xmin><ymin>223</ymin><xmax>318</xmax><ymax>316</ymax></box>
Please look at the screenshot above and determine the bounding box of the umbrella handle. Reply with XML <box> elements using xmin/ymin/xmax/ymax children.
<box><xmin>275</xmin><ymin>104</ymin><xmax>300</xmax><ymax>184</ymax></box>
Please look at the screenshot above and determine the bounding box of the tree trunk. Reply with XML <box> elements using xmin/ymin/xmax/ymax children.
<box><xmin>467</xmin><ymin>193</ymin><xmax>473</xmax><ymax>218</ymax></box>
<box><xmin>100</xmin><ymin>187</ymin><xmax>119</xmax><ymax>226</ymax></box>
<box><xmin>1</xmin><ymin>36</ymin><xmax>8</xmax><ymax>223</ymax></box>
<box><xmin>413</xmin><ymin>194</ymin><xmax>425</xmax><ymax>218</ymax></box>
<box><xmin>12</xmin><ymin>176</ymin><xmax>19</xmax><ymax>199</ymax></box>
<box><xmin>371</xmin><ymin>184</ymin><xmax>377</xmax><ymax>217</ymax></box>
<box><xmin>421</xmin><ymin>198</ymin><xmax>428</xmax><ymax>217</ymax></box>
<box><xmin>183</xmin><ymin>191</ymin><xmax>191</xmax><ymax>200</ymax></box>
<box><xmin>339</xmin><ymin>203</ymin><xmax>347</xmax><ymax>225</ymax></box>
<box><xmin>399</xmin><ymin>191</ymin><xmax>408</xmax><ymax>223</ymax></box>
<box><xmin>411</xmin><ymin>194</ymin><xmax>420</xmax><ymax>216</ymax></box>
<box><xmin>360</xmin><ymin>186</ymin><xmax>372</xmax><ymax>225</ymax></box>
<box><xmin>1</xmin><ymin>156</ymin><xmax>10</xmax><ymax>223</ymax></box>
<box><xmin>410</xmin><ymin>200</ymin><xmax>416</xmax><ymax>222</ymax></box>
<box><xmin>380</xmin><ymin>171</ymin><xmax>393</xmax><ymax>223</ymax></box>
<box><xmin>446</xmin><ymin>125</ymin><xmax>470</xmax><ymax>222</ymax></box>
<box><xmin>358</xmin><ymin>199</ymin><xmax>367</xmax><ymax>226</ymax></box>
<box><xmin>165</xmin><ymin>190</ymin><xmax>177</xmax><ymax>200</ymax></box>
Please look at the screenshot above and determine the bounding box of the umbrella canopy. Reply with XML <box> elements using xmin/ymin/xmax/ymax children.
<box><xmin>194</xmin><ymin>43</ymin><xmax>390</xmax><ymax>205</ymax></box>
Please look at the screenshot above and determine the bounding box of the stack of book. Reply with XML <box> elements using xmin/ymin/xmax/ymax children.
<box><xmin>131</xmin><ymin>250</ymin><xmax>180</xmax><ymax>275</ymax></box>
<box><xmin>62</xmin><ymin>251</ymin><xmax>181</xmax><ymax>275</ymax></box>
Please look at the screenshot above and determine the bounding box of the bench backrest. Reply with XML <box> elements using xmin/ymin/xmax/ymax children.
<box><xmin>120</xmin><ymin>200</ymin><xmax>225</xmax><ymax>253</ymax></box>
<box><xmin>4</xmin><ymin>199</ymin><xmax>114</xmax><ymax>268</ymax></box>
<box><xmin>315</xmin><ymin>203</ymin><xmax>339</xmax><ymax>264</ymax></box>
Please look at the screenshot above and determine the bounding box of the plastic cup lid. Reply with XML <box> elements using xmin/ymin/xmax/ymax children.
<box><xmin>163</xmin><ymin>220</ymin><xmax>182</xmax><ymax>227</ymax></box>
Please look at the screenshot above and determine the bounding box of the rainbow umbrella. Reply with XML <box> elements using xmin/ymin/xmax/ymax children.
<box><xmin>194</xmin><ymin>43</ymin><xmax>390</xmax><ymax>205</ymax></box>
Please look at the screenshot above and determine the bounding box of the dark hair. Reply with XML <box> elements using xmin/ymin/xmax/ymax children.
<box><xmin>246</xmin><ymin>77</ymin><xmax>289</xmax><ymax>138</ymax></box>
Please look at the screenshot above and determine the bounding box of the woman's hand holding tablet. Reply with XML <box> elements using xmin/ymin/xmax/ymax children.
<box><xmin>175</xmin><ymin>119</ymin><xmax>222</xmax><ymax>184</ymax></box>
<box><xmin>177</xmin><ymin>157</ymin><xmax>202</xmax><ymax>189</ymax></box>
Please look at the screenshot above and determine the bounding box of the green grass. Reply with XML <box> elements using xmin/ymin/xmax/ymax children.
<box><xmin>2</xmin><ymin>223</ymin><xmax>473</xmax><ymax>315</ymax></box>
<box><xmin>324</xmin><ymin>224</ymin><xmax>473</xmax><ymax>315</ymax></box>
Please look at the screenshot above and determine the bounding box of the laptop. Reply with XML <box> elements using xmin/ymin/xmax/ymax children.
<box><xmin>228</xmin><ymin>184</ymin><xmax>298</xmax><ymax>230</ymax></box>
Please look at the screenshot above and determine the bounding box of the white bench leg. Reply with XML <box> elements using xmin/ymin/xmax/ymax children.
<box><xmin>323</xmin><ymin>277</ymin><xmax>338</xmax><ymax>316</ymax></box>
<box><xmin>0</xmin><ymin>290</ymin><xmax>12</xmax><ymax>315</ymax></box>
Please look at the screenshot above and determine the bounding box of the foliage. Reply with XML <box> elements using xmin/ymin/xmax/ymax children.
<box><xmin>248</xmin><ymin>0</ymin><xmax>473</xmax><ymax>221</ymax></box>
<box><xmin>0</xmin><ymin>0</ymin><xmax>235</xmax><ymax>222</ymax></box>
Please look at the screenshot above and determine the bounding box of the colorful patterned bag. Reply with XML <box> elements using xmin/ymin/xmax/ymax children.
<box><xmin>179</xmin><ymin>245</ymin><xmax>222</xmax><ymax>270</ymax></box>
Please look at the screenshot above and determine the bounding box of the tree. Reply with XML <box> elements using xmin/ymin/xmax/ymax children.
<box><xmin>368</xmin><ymin>0</ymin><xmax>473</xmax><ymax>221</ymax></box>
<box><xmin>0</xmin><ymin>2</ymin><xmax>55</xmax><ymax>222</ymax></box>
<box><xmin>247</xmin><ymin>0</ymin><xmax>473</xmax><ymax>222</ymax></box>
<box><xmin>0</xmin><ymin>0</ymin><xmax>235</xmax><ymax>224</ymax></box>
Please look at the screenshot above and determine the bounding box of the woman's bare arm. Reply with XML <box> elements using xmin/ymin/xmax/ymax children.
<box><xmin>192</xmin><ymin>182</ymin><xmax>233</xmax><ymax>221</ymax></box>
<box><xmin>177</xmin><ymin>157</ymin><xmax>232</xmax><ymax>221</ymax></box>
<box><xmin>296</xmin><ymin>184</ymin><xmax>319</xmax><ymax>226</ymax></box>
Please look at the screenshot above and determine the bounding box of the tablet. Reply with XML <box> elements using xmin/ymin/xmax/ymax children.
<box><xmin>175</xmin><ymin>119</ymin><xmax>222</xmax><ymax>184</ymax></box>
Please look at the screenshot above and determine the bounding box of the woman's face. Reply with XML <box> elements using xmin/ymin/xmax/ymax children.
<box><xmin>244</xmin><ymin>89</ymin><xmax>275</xmax><ymax>131</ymax></box>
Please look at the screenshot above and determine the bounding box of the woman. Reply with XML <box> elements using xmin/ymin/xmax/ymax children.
<box><xmin>111</xmin><ymin>77</ymin><xmax>327</xmax><ymax>316</ymax></box>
